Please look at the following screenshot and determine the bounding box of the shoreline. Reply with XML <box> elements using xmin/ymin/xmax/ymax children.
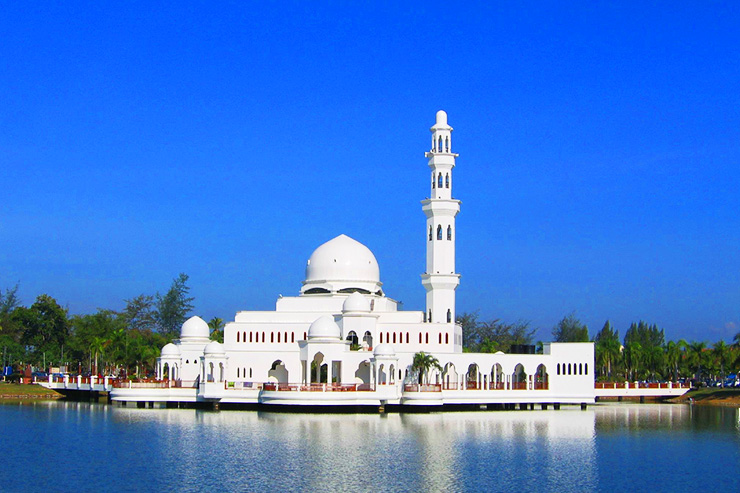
<box><xmin>668</xmin><ymin>388</ymin><xmax>740</xmax><ymax>407</ymax></box>
<box><xmin>0</xmin><ymin>382</ymin><xmax>62</xmax><ymax>400</ymax></box>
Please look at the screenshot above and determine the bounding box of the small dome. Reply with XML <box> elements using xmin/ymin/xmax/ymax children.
<box><xmin>373</xmin><ymin>343</ymin><xmax>395</xmax><ymax>356</ymax></box>
<box><xmin>342</xmin><ymin>292</ymin><xmax>371</xmax><ymax>313</ymax></box>
<box><xmin>204</xmin><ymin>341</ymin><xmax>226</xmax><ymax>355</ymax></box>
<box><xmin>161</xmin><ymin>343</ymin><xmax>180</xmax><ymax>357</ymax></box>
<box><xmin>436</xmin><ymin>110</ymin><xmax>447</xmax><ymax>126</ymax></box>
<box><xmin>307</xmin><ymin>315</ymin><xmax>341</xmax><ymax>339</ymax></box>
<box><xmin>181</xmin><ymin>316</ymin><xmax>210</xmax><ymax>340</ymax></box>
<box><xmin>301</xmin><ymin>235</ymin><xmax>382</xmax><ymax>295</ymax></box>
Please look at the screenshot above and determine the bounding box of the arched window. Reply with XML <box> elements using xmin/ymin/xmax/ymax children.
<box><xmin>438</xmin><ymin>333</ymin><xmax>442</xmax><ymax>344</ymax></box>
<box><xmin>237</xmin><ymin>368</ymin><xmax>240</xmax><ymax>378</ymax></box>
<box><xmin>250</xmin><ymin>332</ymin><xmax>253</xmax><ymax>343</ymax></box>
<box><xmin>428</xmin><ymin>309</ymin><xmax>432</xmax><ymax>322</ymax></box>
<box><xmin>393</xmin><ymin>333</ymin><xmax>396</xmax><ymax>344</ymax></box>
<box><xmin>277</xmin><ymin>332</ymin><xmax>281</xmax><ymax>343</ymax></box>
<box><xmin>568</xmin><ymin>363</ymin><xmax>571</xmax><ymax>375</ymax></box>
<box><xmin>437</xmin><ymin>225</ymin><xmax>442</xmax><ymax>240</ymax></box>
<box><xmin>406</xmin><ymin>333</ymin><xmax>409</xmax><ymax>343</ymax></box>
<box><xmin>447</xmin><ymin>225</ymin><xmax>452</xmax><ymax>240</ymax></box>
<box><xmin>291</xmin><ymin>332</ymin><xmax>295</xmax><ymax>343</ymax></box>
<box><xmin>249</xmin><ymin>368</ymin><xmax>252</xmax><ymax>378</ymax></box>
<box><xmin>425</xmin><ymin>333</ymin><xmax>429</xmax><ymax>344</ymax></box>
<box><xmin>237</xmin><ymin>332</ymin><xmax>240</xmax><ymax>343</ymax></box>
<box><xmin>438</xmin><ymin>174</ymin><xmax>443</xmax><ymax>188</ymax></box>
<box><xmin>557</xmin><ymin>363</ymin><xmax>560</xmax><ymax>375</ymax></box>
<box><xmin>243</xmin><ymin>331</ymin><xmax>246</xmax><ymax>343</ymax></box>
<box><xmin>447</xmin><ymin>309</ymin><xmax>451</xmax><ymax>322</ymax></box>
<box><xmin>386</xmin><ymin>332</ymin><xmax>390</xmax><ymax>344</ymax></box>
<box><xmin>262</xmin><ymin>332</ymin><xmax>265</xmax><ymax>343</ymax></box>
<box><xmin>445</xmin><ymin>333</ymin><xmax>449</xmax><ymax>344</ymax></box>
<box><xmin>271</xmin><ymin>333</ymin><xmax>274</xmax><ymax>343</ymax></box>
<box><xmin>585</xmin><ymin>363</ymin><xmax>588</xmax><ymax>374</ymax></box>
<box><xmin>438</xmin><ymin>136</ymin><xmax>443</xmax><ymax>152</ymax></box>
<box><xmin>445</xmin><ymin>137</ymin><xmax>449</xmax><ymax>152</ymax></box>
<box><xmin>579</xmin><ymin>363</ymin><xmax>583</xmax><ymax>375</ymax></box>
<box><xmin>429</xmin><ymin>225</ymin><xmax>432</xmax><ymax>241</ymax></box>
<box><xmin>432</xmin><ymin>173</ymin><xmax>435</xmax><ymax>189</ymax></box>
<box><xmin>380</xmin><ymin>332</ymin><xmax>384</xmax><ymax>344</ymax></box>
<box><xmin>445</xmin><ymin>173</ymin><xmax>449</xmax><ymax>188</ymax></box>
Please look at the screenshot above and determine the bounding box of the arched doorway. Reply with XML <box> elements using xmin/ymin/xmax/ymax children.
<box><xmin>355</xmin><ymin>361</ymin><xmax>371</xmax><ymax>388</ymax></box>
<box><xmin>535</xmin><ymin>364</ymin><xmax>548</xmax><ymax>390</ymax></box>
<box><xmin>443</xmin><ymin>362</ymin><xmax>458</xmax><ymax>390</ymax></box>
<box><xmin>512</xmin><ymin>364</ymin><xmax>527</xmax><ymax>390</ymax></box>
<box><xmin>269</xmin><ymin>360</ymin><xmax>289</xmax><ymax>384</ymax></box>
<box><xmin>466</xmin><ymin>363</ymin><xmax>480</xmax><ymax>389</ymax></box>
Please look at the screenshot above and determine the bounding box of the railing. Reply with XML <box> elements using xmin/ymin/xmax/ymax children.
<box><xmin>111</xmin><ymin>379</ymin><xmax>198</xmax><ymax>389</ymax></box>
<box><xmin>595</xmin><ymin>382</ymin><xmax>692</xmax><ymax>390</ymax></box>
<box><xmin>533</xmin><ymin>382</ymin><xmax>549</xmax><ymax>390</ymax></box>
<box><xmin>403</xmin><ymin>384</ymin><xmax>442</xmax><ymax>392</ymax></box>
<box><xmin>511</xmin><ymin>382</ymin><xmax>527</xmax><ymax>390</ymax></box>
<box><xmin>261</xmin><ymin>383</ymin><xmax>375</xmax><ymax>392</ymax></box>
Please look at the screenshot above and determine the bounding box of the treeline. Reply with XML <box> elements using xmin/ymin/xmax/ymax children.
<box><xmin>0</xmin><ymin>274</ymin><xmax>223</xmax><ymax>378</ymax></box>
<box><xmin>459</xmin><ymin>311</ymin><xmax>740</xmax><ymax>384</ymax></box>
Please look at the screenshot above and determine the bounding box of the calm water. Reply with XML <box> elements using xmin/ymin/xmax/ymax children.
<box><xmin>1</xmin><ymin>402</ymin><xmax>739</xmax><ymax>492</ymax></box>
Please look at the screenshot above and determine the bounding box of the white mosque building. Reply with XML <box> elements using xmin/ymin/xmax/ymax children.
<box><xmin>111</xmin><ymin>111</ymin><xmax>596</xmax><ymax>409</ymax></box>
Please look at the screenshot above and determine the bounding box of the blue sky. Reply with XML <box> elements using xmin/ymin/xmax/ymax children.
<box><xmin>1</xmin><ymin>2</ymin><xmax>738</xmax><ymax>343</ymax></box>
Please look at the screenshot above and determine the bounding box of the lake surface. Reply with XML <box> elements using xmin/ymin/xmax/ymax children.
<box><xmin>0</xmin><ymin>401</ymin><xmax>738</xmax><ymax>492</ymax></box>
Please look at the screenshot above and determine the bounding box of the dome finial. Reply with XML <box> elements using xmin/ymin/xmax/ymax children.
<box><xmin>435</xmin><ymin>110</ymin><xmax>448</xmax><ymax>126</ymax></box>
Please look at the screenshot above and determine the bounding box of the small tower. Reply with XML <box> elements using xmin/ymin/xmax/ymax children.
<box><xmin>421</xmin><ymin>110</ymin><xmax>461</xmax><ymax>324</ymax></box>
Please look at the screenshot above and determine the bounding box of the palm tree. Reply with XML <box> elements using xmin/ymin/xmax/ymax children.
<box><xmin>89</xmin><ymin>336</ymin><xmax>107</xmax><ymax>376</ymax></box>
<box><xmin>596</xmin><ymin>338</ymin><xmax>621</xmax><ymax>381</ymax></box>
<box><xmin>665</xmin><ymin>340</ymin><xmax>681</xmax><ymax>382</ymax></box>
<box><xmin>687</xmin><ymin>341</ymin><xmax>707</xmax><ymax>383</ymax></box>
<box><xmin>411</xmin><ymin>352</ymin><xmax>442</xmax><ymax>385</ymax></box>
<box><xmin>713</xmin><ymin>340</ymin><xmax>729</xmax><ymax>386</ymax></box>
<box><xmin>624</xmin><ymin>342</ymin><xmax>642</xmax><ymax>381</ymax></box>
<box><xmin>208</xmin><ymin>317</ymin><xmax>224</xmax><ymax>343</ymax></box>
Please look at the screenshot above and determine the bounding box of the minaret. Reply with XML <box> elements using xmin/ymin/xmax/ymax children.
<box><xmin>421</xmin><ymin>110</ymin><xmax>461</xmax><ymax>324</ymax></box>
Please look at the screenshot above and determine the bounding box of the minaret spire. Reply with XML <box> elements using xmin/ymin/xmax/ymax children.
<box><xmin>421</xmin><ymin>110</ymin><xmax>461</xmax><ymax>324</ymax></box>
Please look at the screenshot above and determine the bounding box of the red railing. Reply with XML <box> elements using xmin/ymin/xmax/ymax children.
<box><xmin>533</xmin><ymin>382</ymin><xmax>549</xmax><ymax>390</ymax></box>
<box><xmin>403</xmin><ymin>384</ymin><xmax>442</xmax><ymax>392</ymax></box>
<box><xmin>511</xmin><ymin>382</ymin><xmax>527</xmax><ymax>390</ymax></box>
<box><xmin>261</xmin><ymin>383</ymin><xmax>375</xmax><ymax>392</ymax></box>
<box><xmin>595</xmin><ymin>382</ymin><xmax>692</xmax><ymax>390</ymax></box>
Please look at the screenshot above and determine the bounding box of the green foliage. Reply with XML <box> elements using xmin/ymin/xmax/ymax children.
<box><xmin>13</xmin><ymin>294</ymin><xmax>69</xmax><ymax>363</ymax></box>
<box><xmin>411</xmin><ymin>352</ymin><xmax>442</xmax><ymax>384</ymax></box>
<box><xmin>552</xmin><ymin>312</ymin><xmax>589</xmax><ymax>342</ymax></box>
<box><xmin>594</xmin><ymin>320</ymin><xmax>620</xmax><ymax>380</ymax></box>
<box><xmin>155</xmin><ymin>273</ymin><xmax>194</xmax><ymax>337</ymax></box>
<box><xmin>458</xmin><ymin>312</ymin><xmax>536</xmax><ymax>353</ymax></box>
<box><xmin>208</xmin><ymin>317</ymin><xmax>224</xmax><ymax>343</ymax></box>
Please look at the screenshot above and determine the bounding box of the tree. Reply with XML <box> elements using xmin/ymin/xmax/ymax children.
<box><xmin>123</xmin><ymin>295</ymin><xmax>156</xmax><ymax>332</ymax></box>
<box><xmin>594</xmin><ymin>320</ymin><xmax>620</xmax><ymax>380</ymax></box>
<box><xmin>687</xmin><ymin>341</ymin><xmax>708</xmax><ymax>383</ymax></box>
<box><xmin>155</xmin><ymin>273</ymin><xmax>195</xmax><ymax>337</ymax></box>
<box><xmin>552</xmin><ymin>313</ymin><xmax>589</xmax><ymax>342</ymax></box>
<box><xmin>208</xmin><ymin>317</ymin><xmax>224</xmax><ymax>343</ymax></box>
<box><xmin>712</xmin><ymin>340</ymin><xmax>730</xmax><ymax>386</ymax></box>
<box><xmin>457</xmin><ymin>311</ymin><xmax>482</xmax><ymax>351</ymax></box>
<box><xmin>13</xmin><ymin>294</ymin><xmax>69</xmax><ymax>366</ymax></box>
<box><xmin>411</xmin><ymin>352</ymin><xmax>442</xmax><ymax>384</ymax></box>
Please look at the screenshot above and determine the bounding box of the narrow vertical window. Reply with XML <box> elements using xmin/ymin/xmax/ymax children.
<box><xmin>438</xmin><ymin>174</ymin><xmax>443</xmax><ymax>188</ymax></box>
<box><xmin>437</xmin><ymin>225</ymin><xmax>442</xmax><ymax>240</ymax></box>
<box><xmin>419</xmin><ymin>333</ymin><xmax>422</xmax><ymax>343</ymax></box>
<box><xmin>277</xmin><ymin>332</ymin><xmax>281</xmax><ymax>343</ymax></box>
<box><xmin>557</xmin><ymin>364</ymin><xmax>560</xmax><ymax>375</ymax></box>
<box><xmin>250</xmin><ymin>332</ymin><xmax>253</xmax><ymax>343</ymax></box>
<box><xmin>429</xmin><ymin>310</ymin><xmax>432</xmax><ymax>322</ymax></box>
<box><xmin>445</xmin><ymin>173</ymin><xmax>449</xmax><ymax>188</ymax></box>
<box><xmin>445</xmin><ymin>136</ymin><xmax>449</xmax><ymax>152</ymax></box>
<box><xmin>585</xmin><ymin>363</ymin><xmax>588</xmax><ymax>374</ymax></box>
<box><xmin>447</xmin><ymin>225</ymin><xmax>452</xmax><ymax>240</ymax></box>
<box><xmin>425</xmin><ymin>333</ymin><xmax>429</xmax><ymax>344</ymax></box>
<box><xmin>237</xmin><ymin>368</ymin><xmax>240</xmax><ymax>378</ymax></box>
<box><xmin>271</xmin><ymin>333</ymin><xmax>274</xmax><ymax>343</ymax></box>
<box><xmin>432</xmin><ymin>173</ymin><xmax>435</xmax><ymax>189</ymax></box>
<box><xmin>262</xmin><ymin>332</ymin><xmax>265</xmax><ymax>343</ymax></box>
<box><xmin>438</xmin><ymin>136</ymin><xmax>443</xmax><ymax>152</ymax></box>
<box><xmin>393</xmin><ymin>333</ymin><xmax>396</xmax><ymax>344</ymax></box>
<box><xmin>447</xmin><ymin>309</ymin><xmax>451</xmax><ymax>322</ymax></box>
<box><xmin>429</xmin><ymin>225</ymin><xmax>433</xmax><ymax>241</ymax></box>
<box><xmin>438</xmin><ymin>333</ymin><xmax>442</xmax><ymax>344</ymax></box>
<box><xmin>406</xmin><ymin>333</ymin><xmax>409</xmax><ymax>344</ymax></box>
<box><xmin>237</xmin><ymin>332</ymin><xmax>240</xmax><ymax>343</ymax></box>
<box><xmin>380</xmin><ymin>332</ymin><xmax>384</xmax><ymax>344</ymax></box>
<box><xmin>445</xmin><ymin>333</ymin><xmax>449</xmax><ymax>344</ymax></box>
<box><xmin>291</xmin><ymin>333</ymin><xmax>295</xmax><ymax>343</ymax></box>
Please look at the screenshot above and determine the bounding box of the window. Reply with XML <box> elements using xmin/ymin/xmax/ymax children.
<box><xmin>437</xmin><ymin>225</ymin><xmax>442</xmax><ymax>240</ymax></box>
<box><xmin>406</xmin><ymin>333</ymin><xmax>409</xmax><ymax>344</ymax></box>
<box><xmin>237</xmin><ymin>368</ymin><xmax>240</xmax><ymax>378</ymax></box>
<box><xmin>277</xmin><ymin>332</ymin><xmax>281</xmax><ymax>343</ymax></box>
<box><xmin>585</xmin><ymin>363</ymin><xmax>588</xmax><ymax>374</ymax></box>
<box><xmin>445</xmin><ymin>173</ymin><xmax>449</xmax><ymax>188</ymax></box>
<box><xmin>445</xmin><ymin>333</ymin><xmax>449</xmax><ymax>344</ymax></box>
<box><xmin>438</xmin><ymin>174</ymin><xmax>443</xmax><ymax>188</ymax></box>
<box><xmin>557</xmin><ymin>364</ymin><xmax>560</xmax><ymax>375</ymax></box>
<box><xmin>262</xmin><ymin>332</ymin><xmax>265</xmax><ymax>343</ymax></box>
<box><xmin>428</xmin><ymin>309</ymin><xmax>432</xmax><ymax>322</ymax></box>
<box><xmin>271</xmin><ymin>333</ymin><xmax>274</xmax><ymax>343</ymax></box>
<box><xmin>447</xmin><ymin>225</ymin><xmax>452</xmax><ymax>241</ymax></box>
<box><xmin>445</xmin><ymin>137</ymin><xmax>449</xmax><ymax>152</ymax></box>
<box><xmin>438</xmin><ymin>136</ymin><xmax>443</xmax><ymax>152</ymax></box>
<box><xmin>249</xmin><ymin>332</ymin><xmax>253</xmax><ymax>343</ymax></box>
<box><xmin>291</xmin><ymin>332</ymin><xmax>295</xmax><ymax>343</ymax></box>
<box><xmin>380</xmin><ymin>332</ymin><xmax>384</xmax><ymax>344</ymax></box>
<box><xmin>447</xmin><ymin>309</ymin><xmax>451</xmax><ymax>322</ymax></box>
<box><xmin>568</xmin><ymin>363</ymin><xmax>571</xmax><ymax>375</ymax></box>
<box><xmin>393</xmin><ymin>333</ymin><xmax>396</xmax><ymax>344</ymax></box>
<box><xmin>429</xmin><ymin>225</ymin><xmax>432</xmax><ymax>241</ymax></box>
<box><xmin>425</xmin><ymin>333</ymin><xmax>429</xmax><ymax>344</ymax></box>
<box><xmin>432</xmin><ymin>173</ymin><xmax>435</xmax><ymax>189</ymax></box>
<box><xmin>438</xmin><ymin>333</ymin><xmax>442</xmax><ymax>344</ymax></box>
<box><xmin>237</xmin><ymin>332</ymin><xmax>240</xmax><ymax>343</ymax></box>
<box><xmin>579</xmin><ymin>363</ymin><xmax>583</xmax><ymax>375</ymax></box>
<box><xmin>419</xmin><ymin>333</ymin><xmax>422</xmax><ymax>343</ymax></box>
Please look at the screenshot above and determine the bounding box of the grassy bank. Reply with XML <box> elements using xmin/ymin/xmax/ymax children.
<box><xmin>0</xmin><ymin>382</ymin><xmax>62</xmax><ymax>399</ymax></box>
<box><xmin>669</xmin><ymin>388</ymin><xmax>740</xmax><ymax>407</ymax></box>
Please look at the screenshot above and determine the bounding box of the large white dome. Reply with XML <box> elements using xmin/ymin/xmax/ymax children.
<box><xmin>180</xmin><ymin>316</ymin><xmax>210</xmax><ymax>340</ymax></box>
<box><xmin>301</xmin><ymin>234</ymin><xmax>382</xmax><ymax>295</ymax></box>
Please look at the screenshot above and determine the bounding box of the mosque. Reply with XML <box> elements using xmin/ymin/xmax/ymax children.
<box><xmin>110</xmin><ymin>111</ymin><xmax>595</xmax><ymax>409</ymax></box>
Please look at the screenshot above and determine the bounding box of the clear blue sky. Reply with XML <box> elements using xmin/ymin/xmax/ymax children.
<box><xmin>1</xmin><ymin>2</ymin><xmax>738</xmax><ymax>343</ymax></box>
